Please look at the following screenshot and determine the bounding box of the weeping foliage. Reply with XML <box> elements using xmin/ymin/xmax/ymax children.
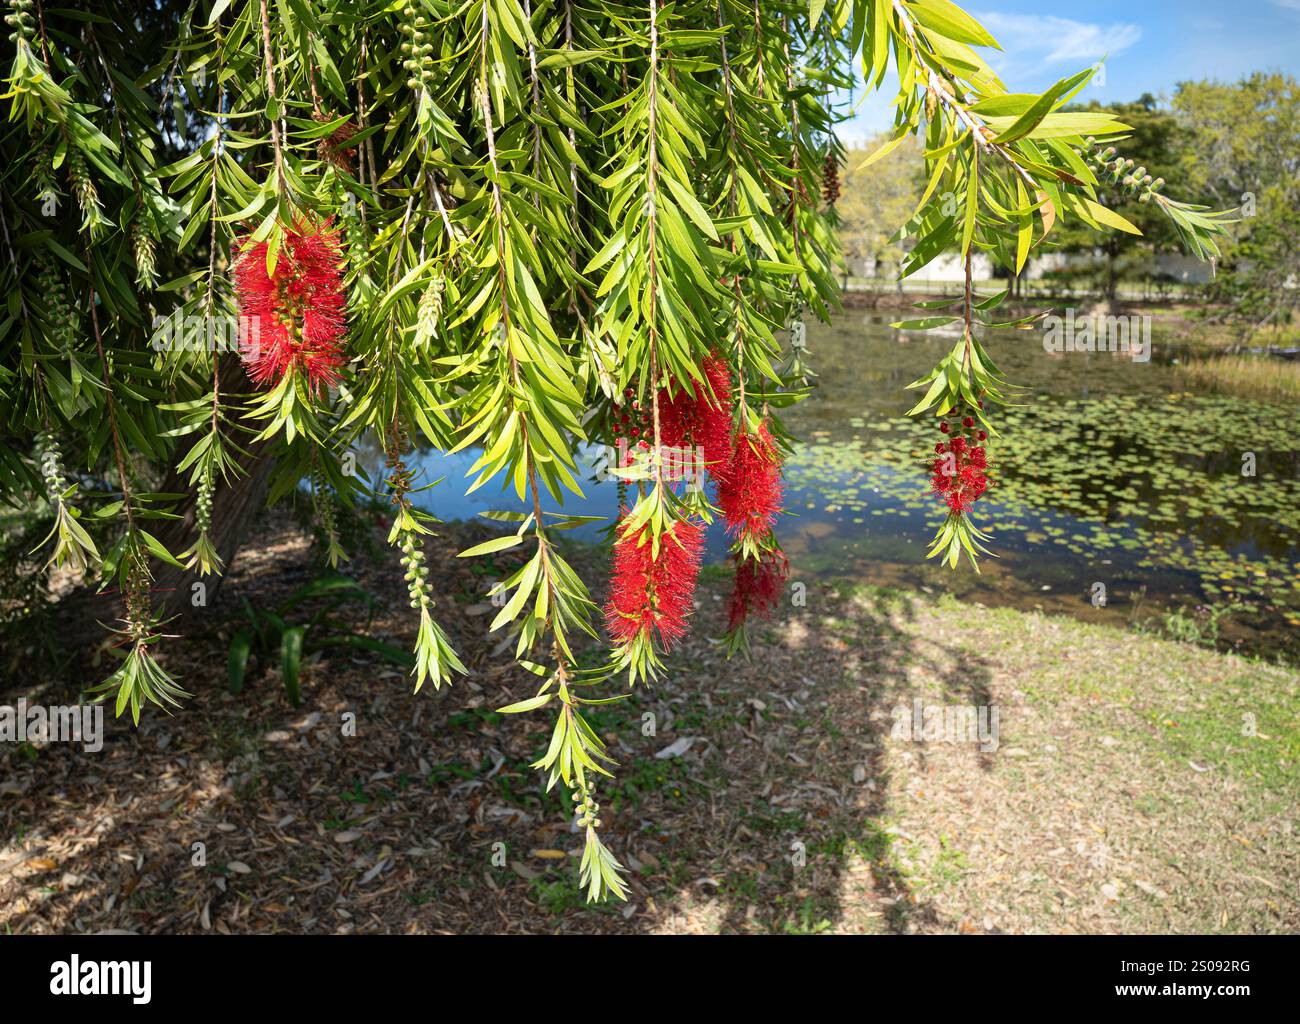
<box><xmin>0</xmin><ymin>0</ymin><xmax>1227</xmax><ymax>900</ymax></box>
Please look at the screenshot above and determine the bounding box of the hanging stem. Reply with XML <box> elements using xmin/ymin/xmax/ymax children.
<box><xmin>258</xmin><ymin>0</ymin><xmax>287</xmax><ymax>203</ymax></box>
<box><xmin>646</xmin><ymin>0</ymin><xmax>664</xmax><ymax>487</ymax></box>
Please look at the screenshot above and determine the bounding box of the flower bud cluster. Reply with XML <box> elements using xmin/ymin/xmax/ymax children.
<box><xmin>37</xmin><ymin>431</ymin><xmax>67</xmax><ymax>500</ymax></box>
<box><xmin>5</xmin><ymin>0</ymin><xmax>36</xmax><ymax>44</ymax></box>
<box><xmin>1083</xmin><ymin>138</ymin><xmax>1165</xmax><ymax>205</ymax></box>
<box><xmin>399</xmin><ymin>5</ymin><xmax>436</xmax><ymax>93</ymax></box>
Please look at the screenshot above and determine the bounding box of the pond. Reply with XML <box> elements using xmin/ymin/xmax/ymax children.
<box><xmin>394</xmin><ymin>314</ymin><xmax>1300</xmax><ymax>660</ymax></box>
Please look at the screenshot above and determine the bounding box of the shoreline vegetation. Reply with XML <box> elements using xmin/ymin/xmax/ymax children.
<box><xmin>838</xmin><ymin>286</ymin><xmax>1300</xmax><ymax>385</ymax></box>
<box><xmin>1175</xmin><ymin>354</ymin><xmax>1300</xmax><ymax>403</ymax></box>
<box><xmin>3</xmin><ymin>514</ymin><xmax>1294</xmax><ymax>934</ymax></box>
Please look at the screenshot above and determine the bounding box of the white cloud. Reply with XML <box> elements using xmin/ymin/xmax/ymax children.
<box><xmin>1270</xmin><ymin>0</ymin><xmax>1300</xmax><ymax>12</ymax></box>
<box><xmin>975</xmin><ymin>12</ymin><xmax>1142</xmax><ymax>66</ymax></box>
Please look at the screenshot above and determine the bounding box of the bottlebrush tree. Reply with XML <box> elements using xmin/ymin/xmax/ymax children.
<box><xmin>0</xmin><ymin>0</ymin><xmax>1230</xmax><ymax>901</ymax></box>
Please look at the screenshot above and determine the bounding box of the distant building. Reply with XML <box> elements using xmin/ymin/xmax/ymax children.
<box><xmin>849</xmin><ymin>250</ymin><xmax>1215</xmax><ymax>285</ymax></box>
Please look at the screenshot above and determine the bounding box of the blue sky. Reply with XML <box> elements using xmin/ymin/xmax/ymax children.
<box><xmin>840</xmin><ymin>0</ymin><xmax>1300</xmax><ymax>144</ymax></box>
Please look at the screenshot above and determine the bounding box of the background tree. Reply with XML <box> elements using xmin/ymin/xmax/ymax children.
<box><xmin>835</xmin><ymin>132</ymin><xmax>921</xmax><ymax>289</ymax></box>
<box><xmin>1174</xmin><ymin>73</ymin><xmax>1300</xmax><ymax>338</ymax></box>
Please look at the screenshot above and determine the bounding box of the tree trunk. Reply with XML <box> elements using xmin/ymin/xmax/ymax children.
<box><xmin>151</xmin><ymin>440</ymin><xmax>275</xmax><ymax>621</ymax></box>
<box><xmin>58</xmin><ymin>357</ymin><xmax>276</xmax><ymax>643</ymax></box>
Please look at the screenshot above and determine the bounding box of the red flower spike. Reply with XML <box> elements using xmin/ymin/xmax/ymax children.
<box><xmin>717</xmin><ymin>420</ymin><xmax>783</xmax><ymax>542</ymax></box>
<box><xmin>233</xmin><ymin>221</ymin><xmax>348</xmax><ymax>395</ymax></box>
<box><xmin>658</xmin><ymin>351</ymin><xmax>734</xmax><ymax>479</ymax></box>
<box><xmin>605</xmin><ymin>514</ymin><xmax>704</xmax><ymax>651</ymax></box>
<box><xmin>726</xmin><ymin>548</ymin><xmax>790</xmax><ymax>633</ymax></box>
<box><xmin>930</xmin><ymin>440</ymin><xmax>990</xmax><ymax>516</ymax></box>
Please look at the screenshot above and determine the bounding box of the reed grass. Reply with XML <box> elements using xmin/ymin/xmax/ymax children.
<box><xmin>1176</xmin><ymin>355</ymin><xmax>1300</xmax><ymax>402</ymax></box>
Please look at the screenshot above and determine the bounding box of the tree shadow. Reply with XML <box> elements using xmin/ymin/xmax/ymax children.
<box><xmin>677</xmin><ymin>579</ymin><xmax>998</xmax><ymax>935</ymax></box>
<box><xmin>0</xmin><ymin>521</ymin><xmax>1001</xmax><ymax>935</ymax></box>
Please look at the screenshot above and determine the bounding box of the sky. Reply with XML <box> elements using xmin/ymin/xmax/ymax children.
<box><xmin>838</xmin><ymin>0</ymin><xmax>1300</xmax><ymax>145</ymax></box>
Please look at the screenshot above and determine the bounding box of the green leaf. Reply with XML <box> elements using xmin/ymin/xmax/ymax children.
<box><xmin>280</xmin><ymin>626</ymin><xmax>304</xmax><ymax>708</ymax></box>
<box><xmin>856</xmin><ymin>131</ymin><xmax>908</xmax><ymax>170</ymax></box>
<box><xmin>905</xmin><ymin>0</ymin><xmax>999</xmax><ymax>49</ymax></box>
<box><xmin>206</xmin><ymin>0</ymin><xmax>232</xmax><ymax>26</ymax></box>
<box><xmin>890</xmin><ymin>316</ymin><xmax>960</xmax><ymax>330</ymax></box>
<box><xmin>458</xmin><ymin>534</ymin><xmax>525</xmax><ymax>558</ymax></box>
<box><xmin>1078</xmin><ymin>197</ymin><xmax>1143</xmax><ymax>236</ymax></box>
<box><xmin>497</xmin><ymin>692</ymin><xmax>554</xmax><ymax>714</ymax></box>
<box><xmin>1014</xmin><ymin>178</ymin><xmax>1032</xmax><ymax>274</ymax></box>
<box><xmin>138</xmin><ymin>530</ymin><xmax>184</xmax><ymax>569</ymax></box>
<box><xmin>663</xmin><ymin>176</ymin><xmax>718</xmax><ymax>241</ymax></box>
<box><xmin>990</xmin><ymin>68</ymin><xmax>1094</xmax><ymax>144</ymax></box>
<box><xmin>227</xmin><ymin>629</ymin><xmax>252</xmax><ymax>695</ymax></box>
<box><xmin>961</xmin><ymin>171</ymin><xmax>978</xmax><ymax>255</ymax></box>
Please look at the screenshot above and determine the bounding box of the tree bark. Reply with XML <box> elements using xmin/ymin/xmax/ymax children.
<box><xmin>57</xmin><ymin>357</ymin><xmax>276</xmax><ymax>642</ymax></box>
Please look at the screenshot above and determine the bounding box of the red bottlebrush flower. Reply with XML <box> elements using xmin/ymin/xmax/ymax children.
<box><xmin>930</xmin><ymin>440</ymin><xmax>990</xmax><ymax>515</ymax></box>
<box><xmin>605</xmin><ymin>513</ymin><xmax>704</xmax><ymax>651</ymax></box>
<box><xmin>717</xmin><ymin>420</ymin><xmax>783</xmax><ymax>542</ymax></box>
<box><xmin>658</xmin><ymin>351</ymin><xmax>734</xmax><ymax>480</ymax></box>
<box><xmin>726</xmin><ymin>548</ymin><xmax>790</xmax><ymax>633</ymax></box>
<box><xmin>233</xmin><ymin>221</ymin><xmax>347</xmax><ymax>394</ymax></box>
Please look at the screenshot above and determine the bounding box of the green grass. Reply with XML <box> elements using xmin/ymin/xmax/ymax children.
<box><xmin>1134</xmin><ymin>669</ymin><xmax>1299</xmax><ymax>802</ymax></box>
<box><xmin>531</xmin><ymin>878</ymin><xmax>588</xmax><ymax>914</ymax></box>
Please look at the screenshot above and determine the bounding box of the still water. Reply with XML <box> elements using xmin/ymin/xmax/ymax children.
<box><xmin>390</xmin><ymin>315</ymin><xmax>1299</xmax><ymax>658</ymax></box>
